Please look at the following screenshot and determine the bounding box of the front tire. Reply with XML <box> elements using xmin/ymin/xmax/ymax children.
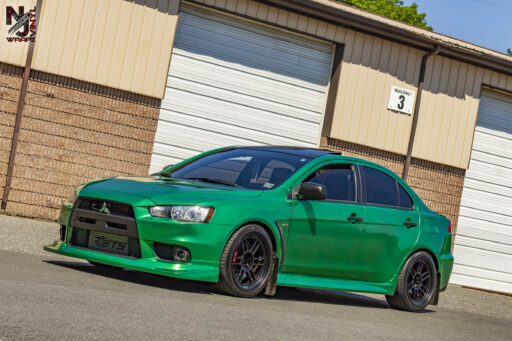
<box><xmin>386</xmin><ymin>251</ymin><xmax>437</xmax><ymax>312</ymax></box>
<box><xmin>218</xmin><ymin>224</ymin><xmax>273</xmax><ymax>298</ymax></box>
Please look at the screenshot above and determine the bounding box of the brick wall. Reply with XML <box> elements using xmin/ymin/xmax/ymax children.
<box><xmin>323</xmin><ymin>137</ymin><xmax>465</xmax><ymax>236</ymax></box>
<box><xmin>1</xmin><ymin>68</ymin><xmax>161</xmax><ymax>220</ymax></box>
<box><xmin>0</xmin><ymin>63</ymin><xmax>23</xmax><ymax>200</ymax></box>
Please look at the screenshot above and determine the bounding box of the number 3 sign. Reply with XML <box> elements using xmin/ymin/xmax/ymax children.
<box><xmin>388</xmin><ymin>86</ymin><xmax>416</xmax><ymax>115</ymax></box>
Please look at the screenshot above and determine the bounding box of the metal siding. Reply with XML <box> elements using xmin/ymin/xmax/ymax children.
<box><xmin>0</xmin><ymin>0</ymin><xmax>37</xmax><ymax>67</ymax></box>
<box><xmin>149</xmin><ymin>6</ymin><xmax>333</xmax><ymax>172</ymax></box>
<box><xmin>452</xmin><ymin>90</ymin><xmax>512</xmax><ymax>294</ymax></box>
<box><xmin>29</xmin><ymin>0</ymin><xmax>179</xmax><ymax>99</ymax></box>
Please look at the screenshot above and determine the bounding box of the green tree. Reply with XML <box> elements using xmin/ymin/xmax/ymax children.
<box><xmin>507</xmin><ymin>48</ymin><xmax>512</xmax><ymax>56</ymax></box>
<box><xmin>334</xmin><ymin>0</ymin><xmax>432</xmax><ymax>31</ymax></box>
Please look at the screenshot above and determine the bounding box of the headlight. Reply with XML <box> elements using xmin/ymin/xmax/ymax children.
<box><xmin>66</xmin><ymin>184</ymin><xmax>85</xmax><ymax>203</ymax></box>
<box><xmin>149</xmin><ymin>205</ymin><xmax>214</xmax><ymax>223</ymax></box>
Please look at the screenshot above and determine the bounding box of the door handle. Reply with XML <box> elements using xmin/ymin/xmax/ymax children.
<box><xmin>347</xmin><ymin>215</ymin><xmax>363</xmax><ymax>223</ymax></box>
<box><xmin>403</xmin><ymin>221</ymin><xmax>417</xmax><ymax>228</ymax></box>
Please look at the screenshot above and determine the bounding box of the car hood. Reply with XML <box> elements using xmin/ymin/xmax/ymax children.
<box><xmin>79</xmin><ymin>176</ymin><xmax>263</xmax><ymax>206</ymax></box>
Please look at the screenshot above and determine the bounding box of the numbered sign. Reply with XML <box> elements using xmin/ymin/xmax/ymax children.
<box><xmin>388</xmin><ymin>86</ymin><xmax>415</xmax><ymax>115</ymax></box>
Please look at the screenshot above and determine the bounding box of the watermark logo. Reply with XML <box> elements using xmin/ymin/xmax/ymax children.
<box><xmin>5</xmin><ymin>5</ymin><xmax>37</xmax><ymax>42</ymax></box>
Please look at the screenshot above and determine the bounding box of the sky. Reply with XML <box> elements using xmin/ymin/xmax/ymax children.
<box><xmin>402</xmin><ymin>0</ymin><xmax>512</xmax><ymax>54</ymax></box>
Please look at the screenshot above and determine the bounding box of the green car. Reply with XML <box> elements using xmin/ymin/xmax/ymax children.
<box><xmin>45</xmin><ymin>146</ymin><xmax>453</xmax><ymax>312</ymax></box>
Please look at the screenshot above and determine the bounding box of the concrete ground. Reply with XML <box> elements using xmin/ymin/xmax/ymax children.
<box><xmin>0</xmin><ymin>214</ymin><xmax>511</xmax><ymax>340</ymax></box>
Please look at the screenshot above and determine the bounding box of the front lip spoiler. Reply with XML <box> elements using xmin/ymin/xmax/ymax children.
<box><xmin>43</xmin><ymin>241</ymin><xmax>219</xmax><ymax>282</ymax></box>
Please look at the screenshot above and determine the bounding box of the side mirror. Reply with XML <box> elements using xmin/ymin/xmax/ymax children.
<box><xmin>161</xmin><ymin>164</ymin><xmax>174</xmax><ymax>171</ymax></box>
<box><xmin>297</xmin><ymin>182</ymin><xmax>327</xmax><ymax>201</ymax></box>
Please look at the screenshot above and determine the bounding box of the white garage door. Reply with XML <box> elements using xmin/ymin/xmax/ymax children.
<box><xmin>451</xmin><ymin>89</ymin><xmax>512</xmax><ymax>294</ymax></box>
<box><xmin>149</xmin><ymin>5</ymin><xmax>333</xmax><ymax>173</ymax></box>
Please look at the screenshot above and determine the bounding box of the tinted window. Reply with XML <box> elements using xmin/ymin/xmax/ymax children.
<box><xmin>398</xmin><ymin>183</ymin><xmax>413</xmax><ymax>209</ymax></box>
<box><xmin>306</xmin><ymin>164</ymin><xmax>356</xmax><ymax>201</ymax></box>
<box><xmin>362</xmin><ymin>166</ymin><xmax>398</xmax><ymax>206</ymax></box>
<box><xmin>168</xmin><ymin>148</ymin><xmax>310</xmax><ymax>190</ymax></box>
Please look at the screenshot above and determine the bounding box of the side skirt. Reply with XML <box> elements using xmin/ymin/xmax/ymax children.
<box><xmin>276</xmin><ymin>273</ymin><xmax>395</xmax><ymax>295</ymax></box>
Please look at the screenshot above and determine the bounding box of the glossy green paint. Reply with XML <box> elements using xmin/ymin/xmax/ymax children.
<box><xmin>44</xmin><ymin>148</ymin><xmax>454</xmax><ymax>296</ymax></box>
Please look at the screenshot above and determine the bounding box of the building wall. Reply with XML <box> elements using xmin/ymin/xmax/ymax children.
<box><xmin>0</xmin><ymin>0</ymin><xmax>180</xmax><ymax>99</ymax></box>
<box><xmin>0</xmin><ymin>63</ymin><xmax>23</xmax><ymax>200</ymax></box>
<box><xmin>0</xmin><ymin>66</ymin><xmax>161</xmax><ymax>220</ymax></box>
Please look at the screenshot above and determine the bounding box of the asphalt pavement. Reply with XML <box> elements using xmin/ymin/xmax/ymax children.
<box><xmin>0</xmin><ymin>214</ymin><xmax>511</xmax><ymax>340</ymax></box>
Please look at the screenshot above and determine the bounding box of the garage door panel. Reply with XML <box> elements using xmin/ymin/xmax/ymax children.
<box><xmin>450</xmin><ymin>274</ymin><xmax>512</xmax><ymax>293</ymax></box>
<box><xmin>172</xmin><ymin>48</ymin><xmax>328</xmax><ymax>92</ymax></box>
<box><xmin>459</xmin><ymin>187</ymin><xmax>512</xmax><ymax>216</ymax></box>
<box><xmin>456</xmin><ymin>216</ymin><xmax>512</xmax><ymax>246</ymax></box>
<box><xmin>162</xmin><ymin>80</ymin><xmax>323</xmax><ymax>128</ymax></box>
<box><xmin>452</xmin><ymin>244</ymin><xmax>512</xmax><ymax>274</ymax></box>
<box><xmin>178</xmin><ymin>11</ymin><xmax>333</xmax><ymax>63</ymax></box>
<box><xmin>459</xmin><ymin>206</ymin><xmax>512</xmax><ymax>229</ymax></box>
<box><xmin>471</xmin><ymin>130</ymin><xmax>512</xmax><ymax>159</ymax></box>
<box><xmin>469</xmin><ymin>150</ymin><xmax>512</xmax><ymax>170</ymax></box>
<box><xmin>177</xmin><ymin>13</ymin><xmax>331</xmax><ymax>84</ymax></box>
<box><xmin>454</xmin><ymin>235</ymin><xmax>512</xmax><ymax>255</ymax></box>
<box><xmin>453</xmin><ymin>90</ymin><xmax>512</xmax><ymax>294</ymax></box>
<box><xmin>465</xmin><ymin>157</ymin><xmax>512</xmax><ymax>182</ymax></box>
<box><xmin>452</xmin><ymin>264</ymin><xmax>512</xmax><ymax>284</ymax></box>
<box><xmin>156</xmin><ymin>107</ymin><xmax>319</xmax><ymax>145</ymax></box>
<box><xmin>168</xmin><ymin>54</ymin><xmax>326</xmax><ymax>110</ymax></box>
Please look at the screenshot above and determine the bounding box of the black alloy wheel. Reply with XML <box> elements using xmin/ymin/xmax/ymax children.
<box><xmin>218</xmin><ymin>224</ymin><xmax>273</xmax><ymax>298</ymax></box>
<box><xmin>386</xmin><ymin>251</ymin><xmax>437</xmax><ymax>312</ymax></box>
<box><xmin>406</xmin><ymin>257</ymin><xmax>434</xmax><ymax>306</ymax></box>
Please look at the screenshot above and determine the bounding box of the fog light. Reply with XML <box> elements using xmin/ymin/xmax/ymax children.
<box><xmin>173</xmin><ymin>247</ymin><xmax>190</xmax><ymax>263</ymax></box>
<box><xmin>60</xmin><ymin>225</ymin><xmax>66</xmax><ymax>241</ymax></box>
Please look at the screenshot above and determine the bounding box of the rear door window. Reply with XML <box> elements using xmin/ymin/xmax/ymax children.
<box><xmin>362</xmin><ymin>166</ymin><xmax>399</xmax><ymax>207</ymax></box>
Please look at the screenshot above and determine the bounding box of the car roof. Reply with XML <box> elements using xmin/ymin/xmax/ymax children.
<box><xmin>231</xmin><ymin>145</ymin><xmax>341</xmax><ymax>158</ymax></box>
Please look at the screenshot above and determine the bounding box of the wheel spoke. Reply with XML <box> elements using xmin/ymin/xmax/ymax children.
<box><xmin>421</xmin><ymin>272</ymin><xmax>430</xmax><ymax>282</ymax></box>
<box><xmin>249</xmin><ymin>240</ymin><xmax>261</xmax><ymax>254</ymax></box>
<box><xmin>237</xmin><ymin>269</ymin><xmax>245</xmax><ymax>283</ymax></box>
<box><xmin>247</xmin><ymin>269</ymin><xmax>256</xmax><ymax>282</ymax></box>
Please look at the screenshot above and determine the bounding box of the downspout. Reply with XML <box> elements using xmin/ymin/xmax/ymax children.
<box><xmin>1</xmin><ymin>0</ymin><xmax>43</xmax><ymax>210</ymax></box>
<box><xmin>402</xmin><ymin>45</ymin><xmax>441</xmax><ymax>181</ymax></box>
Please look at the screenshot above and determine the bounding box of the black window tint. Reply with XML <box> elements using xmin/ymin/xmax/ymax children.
<box><xmin>398</xmin><ymin>183</ymin><xmax>413</xmax><ymax>209</ymax></box>
<box><xmin>306</xmin><ymin>165</ymin><xmax>356</xmax><ymax>201</ymax></box>
<box><xmin>362</xmin><ymin>166</ymin><xmax>399</xmax><ymax>207</ymax></box>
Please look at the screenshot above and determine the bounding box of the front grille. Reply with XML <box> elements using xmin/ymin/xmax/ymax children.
<box><xmin>77</xmin><ymin>198</ymin><xmax>134</xmax><ymax>218</ymax></box>
<box><xmin>68</xmin><ymin>197</ymin><xmax>141</xmax><ymax>258</ymax></box>
<box><xmin>70</xmin><ymin>228</ymin><xmax>141</xmax><ymax>258</ymax></box>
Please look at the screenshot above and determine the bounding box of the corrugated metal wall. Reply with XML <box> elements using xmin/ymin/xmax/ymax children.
<box><xmin>0</xmin><ymin>0</ymin><xmax>37</xmax><ymax>67</ymax></box>
<box><xmin>0</xmin><ymin>0</ymin><xmax>180</xmax><ymax>99</ymax></box>
<box><xmin>190</xmin><ymin>0</ymin><xmax>512</xmax><ymax>170</ymax></box>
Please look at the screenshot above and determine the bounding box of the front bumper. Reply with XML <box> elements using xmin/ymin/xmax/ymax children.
<box><xmin>44</xmin><ymin>241</ymin><xmax>219</xmax><ymax>282</ymax></box>
<box><xmin>45</xmin><ymin>201</ymin><xmax>235</xmax><ymax>283</ymax></box>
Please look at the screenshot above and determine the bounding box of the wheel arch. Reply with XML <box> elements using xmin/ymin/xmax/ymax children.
<box><xmin>221</xmin><ymin>219</ymin><xmax>282</xmax><ymax>263</ymax></box>
<box><xmin>391</xmin><ymin>247</ymin><xmax>440</xmax><ymax>291</ymax></box>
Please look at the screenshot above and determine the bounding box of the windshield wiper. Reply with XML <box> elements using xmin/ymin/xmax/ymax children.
<box><xmin>183</xmin><ymin>177</ymin><xmax>238</xmax><ymax>187</ymax></box>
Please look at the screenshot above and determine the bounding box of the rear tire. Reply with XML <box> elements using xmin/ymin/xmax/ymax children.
<box><xmin>386</xmin><ymin>251</ymin><xmax>437</xmax><ymax>312</ymax></box>
<box><xmin>218</xmin><ymin>224</ymin><xmax>273</xmax><ymax>298</ymax></box>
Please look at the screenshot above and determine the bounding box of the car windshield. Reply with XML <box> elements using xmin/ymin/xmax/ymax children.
<box><xmin>164</xmin><ymin>148</ymin><xmax>312</xmax><ymax>190</ymax></box>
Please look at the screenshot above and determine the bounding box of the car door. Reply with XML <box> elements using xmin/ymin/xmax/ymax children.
<box><xmin>358</xmin><ymin>165</ymin><xmax>420</xmax><ymax>283</ymax></box>
<box><xmin>281</xmin><ymin>162</ymin><xmax>366</xmax><ymax>280</ymax></box>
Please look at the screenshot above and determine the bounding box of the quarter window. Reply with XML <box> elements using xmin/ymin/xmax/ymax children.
<box><xmin>398</xmin><ymin>183</ymin><xmax>413</xmax><ymax>209</ymax></box>
<box><xmin>362</xmin><ymin>166</ymin><xmax>399</xmax><ymax>207</ymax></box>
<box><xmin>305</xmin><ymin>164</ymin><xmax>356</xmax><ymax>201</ymax></box>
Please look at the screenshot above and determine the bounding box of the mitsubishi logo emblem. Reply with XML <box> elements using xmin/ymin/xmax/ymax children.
<box><xmin>98</xmin><ymin>202</ymin><xmax>110</xmax><ymax>214</ymax></box>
